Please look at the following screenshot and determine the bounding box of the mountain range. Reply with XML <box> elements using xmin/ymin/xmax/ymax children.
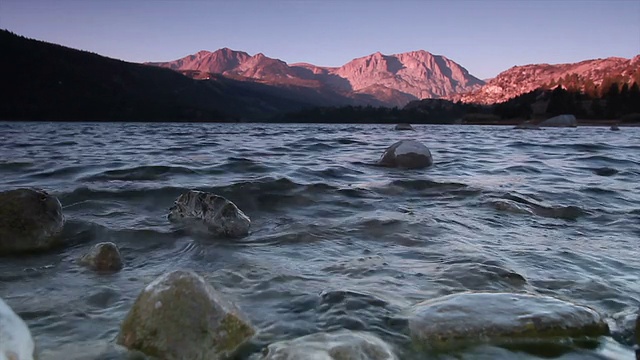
<box><xmin>147</xmin><ymin>49</ymin><xmax>485</xmax><ymax>107</ymax></box>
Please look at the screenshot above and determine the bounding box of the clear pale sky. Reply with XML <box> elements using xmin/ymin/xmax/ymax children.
<box><xmin>1</xmin><ymin>0</ymin><xmax>638</xmax><ymax>79</ymax></box>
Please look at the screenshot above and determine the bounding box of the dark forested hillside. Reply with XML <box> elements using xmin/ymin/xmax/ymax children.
<box><xmin>0</xmin><ymin>30</ymin><xmax>314</xmax><ymax>121</ymax></box>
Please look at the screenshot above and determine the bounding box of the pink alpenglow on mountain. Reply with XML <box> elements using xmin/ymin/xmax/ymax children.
<box><xmin>147</xmin><ymin>49</ymin><xmax>484</xmax><ymax>107</ymax></box>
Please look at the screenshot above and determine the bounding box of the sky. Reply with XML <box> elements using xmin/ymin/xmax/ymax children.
<box><xmin>1</xmin><ymin>0</ymin><xmax>639</xmax><ymax>79</ymax></box>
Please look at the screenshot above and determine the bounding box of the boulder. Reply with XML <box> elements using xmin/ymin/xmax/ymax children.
<box><xmin>259</xmin><ymin>330</ymin><xmax>397</xmax><ymax>360</ymax></box>
<box><xmin>168</xmin><ymin>191</ymin><xmax>250</xmax><ymax>238</ymax></box>
<box><xmin>0</xmin><ymin>188</ymin><xmax>65</xmax><ymax>255</ymax></box>
<box><xmin>394</xmin><ymin>123</ymin><xmax>414</xmax><ymax>131</ymax></box>
<box><xmin>117</xmin><ymin>270</ymin><xmax>255</xmax><ymax>360</ymax></box>
<box><xmin>538</xmin><ymin>114</ymin><xmax>577</xmax><ymax>127</ymax></box>
<box><xmin>610</xmin><ymin>125</ymin><xmax>620</xmax><ymax>131</ymax></box>
<box><xmin>0</xmin><ymin>297</ymin><xmax>35</xmax><ymax>360</ymax></box>
<box><xmin>408</xmin><ymin>292</ymin><xmax>608</xmax><ymax>350</ymax></box>
<box><xmin>377</xmin><ymin>140</ymin><xmax>433</xmax><ymax>169</ymax></box>
<box><xmin>79</xmin><ymin>242</ymin><xmax>124</xmax><ymax>272</ymax></box>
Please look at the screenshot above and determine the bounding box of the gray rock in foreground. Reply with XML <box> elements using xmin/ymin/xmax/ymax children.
<box><xmin>378</xmin><ymin>140</ymin><xmax>433</xmax><ymax>169</ymax></box>
<box><xmin>0</xmin><ymin>297</ymin><xmax>35</xmax><ymax>360</ymax></box>
<box><xmin>79</xmin><ymin>242</ymin><xmax>124</xmax><ymax>272</ymax></box>
<box><xmin>408</xmin><ymin>292</ymin><xmax>608</xmax><ymax>350</ymax></box>
<box><xmin>259</xmin><ymin>330</ymin><xmax>397</xmax><ymax>360</ymax></box>
<box><xmin>0</xmin><ymin>188</ymin><xmax>65</xmax><ymax>255</ymax></box>
<box><xmin>117</xmin><ymin>270</ymin><xmax>255</xmax><ymax>360</ymax></box>
<box><xmin>168</xmin><ymin>190</ymin><xmax>250</xmax><ymax>238</ymax></box>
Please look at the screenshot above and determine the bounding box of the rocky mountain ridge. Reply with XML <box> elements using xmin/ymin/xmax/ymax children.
<box><xmin>452</xmin><ymin>56</ymin><xmax>640</xmax><ymax>104</ymax></box>
<box><xmin>147</xmin><ymin>49</ymin><xmax>485</xmax><ymax>107</ymax></box>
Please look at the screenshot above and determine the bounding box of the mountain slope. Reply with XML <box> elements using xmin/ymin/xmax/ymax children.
<box><xmin>148</xmin><ymin>49</ymin><xmax>484</xmax><ymax>106</ymax></box>
<box><xmin>453</xmin><ymin>56</ymin><xmax>640</xmax><ymax>104</ymax></box>
<box><xmin>0</xmin><ymin>30</ymin><xmax>327</xmax><ymax>121</ymax></box>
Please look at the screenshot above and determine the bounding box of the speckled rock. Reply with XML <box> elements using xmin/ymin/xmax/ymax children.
<box><xmin>0</xmin><ymin>297</ymin><xmax>35</xmax><ymax>360</ymax></box>
<box><xmin>259</xmin><ymin>330</ymin><xmax>397</xmax><ymax>360</ymax></box>
<box><xmin>168</xmin><ymin>190</ymin><xmax>250</xmax><ymax>238</ymax></box>
<box><xmin>394</xmin><ymin>123</ymin><xmax>414</xmax><ymax>131</ymax></box>
<box><xmin>117</xmin><ymin>270</ymin><xmax>255</xmax><ymax>360</ymax></box>
<box><xmin>408</xmin><ymin>292</ymin><xmax>608</xmax><ymax>350</ymax></box>
<box><xmin>79</xmin><ymin>242</ymin><xmax>123</xmax><ymax>272</ymax></box>
<box><xmin>0</xmin><ymin>188</ymin><xmax>64</xmax><ymax>255</ymax></box>
<box><xmin>378</xmin><ymin>140</ymin><xmax>433</xmax><ymax>169</ymax></box>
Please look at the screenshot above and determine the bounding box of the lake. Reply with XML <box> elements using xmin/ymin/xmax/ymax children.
<box><xmin>0</xmin><ymin>122</ymin><xmax>638</xmax><ymax>359</ymax></box>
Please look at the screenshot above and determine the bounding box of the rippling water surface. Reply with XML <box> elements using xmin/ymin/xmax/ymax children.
<box><xmin>1</xmin><ymin>122</ymin><xmax>639</xmax><ymax>359</ymax></box>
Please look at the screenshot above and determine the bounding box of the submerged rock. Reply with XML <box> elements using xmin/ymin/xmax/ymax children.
<box><xmin>168</xmin><ymin>190</ymin><xmax>250</xmax><ymax>238</ymax></box>
<box><xmin>408</xmin><ymin>292</ymin><xmax>608</xmax><ymax>350</ymax></box>
<box><xmin>394</xmin><ymin>123</ymin><xmax>414</xmax><ymax>131</ymax></box>
<box><xmin>539</xmin><ymin>114</ymin><xmax>577</xmax><ymax>127</ymax></box>
<box><xmin>79</xmin><ymin>242</ymin><xmax>123</xmax><ymax>272</ymax></box>
<box><xmin>259</xmin><ymin>330</ymin><xmax>397</xmax><ymax>360</ymax></box>
<box><xmin>117</xmin><ymin>270</ymin><xmax>255</xmax><ymax>360</ymax></box>
<box><xmin>378</xmin><ymin>140</ymin><xmax>433</xmax><ymax>169</ymax></box>
<box><xmin>0</xmin><ymin>297</ymin><xmax>35</xmax><ymax>360</ymax></box>
<box><xmin>0</xmin><ymin>188</ymin><xmax>65</xmax><ymax>255</ymax></box>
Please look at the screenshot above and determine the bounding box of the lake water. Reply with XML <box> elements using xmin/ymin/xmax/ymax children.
<box><xmin>0</xmin><ymin>122</ymin><xmax>638</xmax><ymax>359</ymax></box>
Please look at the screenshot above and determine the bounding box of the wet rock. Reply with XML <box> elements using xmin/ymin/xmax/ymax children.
<box><xmin>408</xmin><ymin>292</ymin><xmax>608</xmax><ymax>350</ymax></box>
<box><xmin>539</xmin><ymin>114</ymin><xmax>577</xmax><ymax>127</ymax></box>
<box><xmin>394</xmin><ymin>123</ymin><xmax>414</xmax><ymax>131</ymax></box>
<box><xmin>117</xmin><ymin>269</ymin><xmax>255</xmax><ymax>360</ymax></box>
<box><xmin>610</xmin><ymin>125</ymin><xmax>620</xmax><ymax>131</ymax></box>
<box><xmin>0</xmin><ymin>188</ymin><xmax>65</xmax><ymax>255</ymax></box>
<box><xmin>168</xmin><ymin>190</ymin><xmax>250</xmax><ymax>238</ymax></box>
<box><xmin>378</xmin><ymin>140</ymin><xmax>433</xmax><ymax>169</ymax></box>
<box><xmin>259</xmin><ymin>330</ymin><xmax>397</xmax><ymax>360</ymax></box>
<box><xmin>0</xmin><ymin>297</ymin><xmax>35</xmax><ymax>360</ymax></box>
<box><xmin>79</xmin><ymin>242</ymin><xmax>123</xmax><ymax>272</ymax></box>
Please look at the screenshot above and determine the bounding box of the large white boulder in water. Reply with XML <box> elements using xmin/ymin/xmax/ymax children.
<box><xmin>0</xmin><ymin>298</ymin><xmax>35</xmax><ymax>360</ymax></box>
<box><xmin>408</xmin><ymin>292</ymin><xmax>608</xmax><ymax>350</ymax></box>
<box><xmin>0</xmin><ymin>188</ymin><xmax>65</xmax><ymax>255</ymax></box>
<box><xmin>259</xmin><ymin>330</ymin><xmax>397</xmax><ymax>360</ymax></box>
<box><xmin>378</xmin><ymin>140</ymin><xmax>433</xmax><ymax>169</ymax></box>
<box><xmin>539</xmin><ymin>114</ymin><xmax>577</xmax><ymax>127</ymax></box>
<box><xmin>168</xmin><ymin>190</ymin><xmax>250</xmax><ymax>238</ymax></box>
<box><xmin>117</xmin><ymin>270</ymin><xmax>255</xmax><ymax>360</ymax></box>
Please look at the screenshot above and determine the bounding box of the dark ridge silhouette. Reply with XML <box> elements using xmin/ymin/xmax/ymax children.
<box><xmin>0</xmin><ymin>30</ymin><xmax>320</xmax><ymax>122</ymax></box>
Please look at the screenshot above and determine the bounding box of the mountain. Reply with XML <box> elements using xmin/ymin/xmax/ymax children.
<box><xmin>148</xmin><ymin>49</ymin><xmax>484</xmax><ymax>107</ymax></box>
<box><xmin>453</xmin><ymin>56</ymin><xmax>640</xmax><ymax>104</ymax></box>
<box><xmin>0</xmin><ymin>30</ymin><xmax>339</xmax><ymax>121</ymax></box>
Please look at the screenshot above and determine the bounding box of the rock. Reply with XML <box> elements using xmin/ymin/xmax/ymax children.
<box><xmin>513</xmin><ymin>121</ymin><xmax>540</xmax><ymax>130</ymax></box>
<box><xmin>38</xmin><ymin>341</ymin><xmax>147</xmax><ymax>360</ymax></box>
<box><xmin>408</xmin><ymin>292</ymin><xmax>608</xmax><ymax>350</ymax></box>
<box><xmin>259</xmin><ymin>330</ymin><xmax>397</xmax><ymax>360</ymax></box>
<box><xmin>117</xmin><ymin>270</ymin><xmax>255</xmax><ymax>360</ymax></box>
<box><xmin>168</xmin><ymin>191</ymin><xmax>250</xmax><ymax>238</ymax></box>
<box><xmin>378</xmin><ymin>140</ymin><xmax>433</xmax><ymax>169</ymax></box>
<box><xmin>538</xmin><ymin>114</ymin><xmax>577</xmax><ymax>127</ymax></box>
<box><xmin>0</xmin><ymin>297</ymin><xmax>35</xmax><ymax>360</ymax></box>
<box><xmin>394</xmin><ymin>123</ymin><xmax>414</xmax><ymax>131</ymax></box>
<box><xmin>79</xmin><ymin>242</ymin><xmax>124</xmax><ymax>272</ymax></box>
<box><xmin>610</xmin><ymin>125</ymin><xmax>620</xmax><ymax>131</ymax></box>
<box><xmin>0</xmin><ymin>188</ymin><xmax>65</xmax><ymax>255</ymax></box>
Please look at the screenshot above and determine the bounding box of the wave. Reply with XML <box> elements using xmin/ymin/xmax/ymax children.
<box><xmin>488</xmin><ymin>193</ymin><xmax>588</xmax><ymax>220</ymax></box>
<box><xmin>82</xmin><ymin>165</ymin><xmax>199</xmax><ymax>181</ymax></box>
